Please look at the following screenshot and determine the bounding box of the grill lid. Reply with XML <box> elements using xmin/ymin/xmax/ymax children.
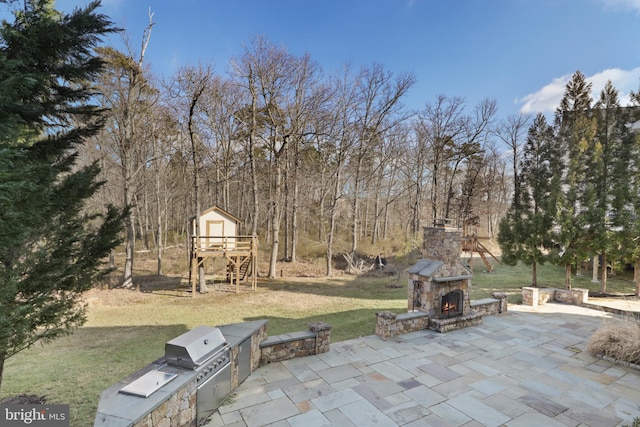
<box><xmin>165</xmin><ymin>325</ymin><xmax>227</xmax><ymax>369</ymax></box>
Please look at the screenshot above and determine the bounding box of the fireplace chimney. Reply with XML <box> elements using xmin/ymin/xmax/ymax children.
<box><xmin>422</xmin><ymin>227</ymin><xmax>462</xmax><ymax>265</ymax></box>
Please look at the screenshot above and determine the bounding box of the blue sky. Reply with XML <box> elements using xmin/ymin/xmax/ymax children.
<box><xmin>48</xmin><ymin>0</ymin><xmax>640</xmax><ymax>118</ymax></box>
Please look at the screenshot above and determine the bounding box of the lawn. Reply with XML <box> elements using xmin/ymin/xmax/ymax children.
<box><xmin>0</xmin><ymin>257</ymin><xmax>637</xmax><ymax>427</ymax></box>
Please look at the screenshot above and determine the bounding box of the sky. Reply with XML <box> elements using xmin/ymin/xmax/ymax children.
<box><xmin>37</xmin><ymin>0</ymin><xmax>640</xmax><ymax>119</ymax></box>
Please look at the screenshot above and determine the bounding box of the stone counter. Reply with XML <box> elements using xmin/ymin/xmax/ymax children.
<box><xmin>94</xmin><ymin>320</ymin><xmax>267</xmax><ymax>427</ymax></box>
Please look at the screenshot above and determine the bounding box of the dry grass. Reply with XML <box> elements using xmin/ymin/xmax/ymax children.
<box><xmin>586</xmin><ymin>317</ymin><xmax>640</xmax><ymax>365</ymax></box>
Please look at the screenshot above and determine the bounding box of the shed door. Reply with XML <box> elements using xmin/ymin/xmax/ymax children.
<box><xmin>206</xmin><ymin>220</ymin><xmax>224</xmax><ymax>247</ymax></box>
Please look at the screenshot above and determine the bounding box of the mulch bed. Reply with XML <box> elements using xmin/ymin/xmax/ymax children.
<box><xmin>0</xmin><ymin>394</ymin><xmax>46</xmax><ymax>404</ymax></box>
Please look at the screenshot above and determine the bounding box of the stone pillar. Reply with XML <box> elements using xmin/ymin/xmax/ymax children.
<box><xmin>309</xmin><ymin>321</ymin><xmax>332</xmax><ymax>354</ymax></box>
<box><xmin>375</xmin><ymin>311</ymin><xmax>397</xmax><ymax>339</ymax></box>
<box><xmin>522</xmin><ymin>287</ymin><xmax>538</xmax><ymax>306</ymax></box>
<box><xmin>491</xmin><ymin>292</ymin><xmax>508</xmax><ymax>313</ymax></box>
<box><xmin>569</xmin><ymin>288</ymin><xmax>589</xmax><ymax>304</ymax></box>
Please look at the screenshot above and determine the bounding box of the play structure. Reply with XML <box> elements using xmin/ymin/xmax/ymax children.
<box><xmin>460</xmin><ymin>215</ymin><xmax>500</xmax><ymax>273</ymax></box>
<box><xmin>188</xmin><ymin>206</ymin><xmax>257</xmax><ymax>294</ymax></box>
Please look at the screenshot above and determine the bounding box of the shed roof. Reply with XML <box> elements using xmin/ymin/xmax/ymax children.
<box><xmin>191</xmin><ymin>206</ymin><xmax>242</xmax><ymax>223</ymax></box>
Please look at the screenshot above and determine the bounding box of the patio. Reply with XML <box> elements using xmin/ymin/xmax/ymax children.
<box><xmin>205</xmin><ymin>302</ymin><xmax>640</xmax><ymax>427</ymax></box>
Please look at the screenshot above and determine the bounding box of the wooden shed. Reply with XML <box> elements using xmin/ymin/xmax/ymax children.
<box><xmin>190</xmin><ymin>206</ymin><xmax>241</xmax><ymax>249</ymax></box>
<box><xmin>189</xmin><ymin>206</ymin><xmax>257</xmax><ymax>293</ymax></box>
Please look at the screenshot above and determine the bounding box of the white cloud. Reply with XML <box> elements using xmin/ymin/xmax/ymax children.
<box><xmin>517</xmin><ymin>67</ymin><xmax>640</xmax><ymax>114</ymax></box>
<box><xmin>597</xmin><ymin>0</ymin><xmax>640</xmax><ymax>12</ymax></box>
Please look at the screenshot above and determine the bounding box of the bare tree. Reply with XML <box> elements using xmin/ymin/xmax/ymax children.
<box><xmin>415</xmin><ymin>96</ymin><xmax>496</xmax><ymax>225</ymax></box>
<box><xmin>493</xmin><ymin>112</ymin><xmax>531</xmax><ymax>193</ymax></box>
<box><xmin>322</xmin><ymin>65</ymin><xmax>359</xmax><ymax>275</ymax></box>
<box><xmin>348</xmin><ymin>64</ymin><xmax>415</xmax><ymax>253</ymax></box>
<box><xmin>169</xmin><ymin>64</ymin><xmax>214</xmax><ymax>292</ymax></box>
<box><xmin>95</xmin><ymin>14</ymin><xmax>156</xmax><ymax>289</ymax></box>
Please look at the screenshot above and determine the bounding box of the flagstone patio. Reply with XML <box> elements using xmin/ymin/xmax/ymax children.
<box><xmin>205</xmin><ymin>302</ymin><xmax>640</xmax><ymax>427</ymax></box>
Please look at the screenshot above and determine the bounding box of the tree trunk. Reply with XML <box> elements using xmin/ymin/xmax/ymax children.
<box><xmin>635</xmin><ymin>256</ymin><xmax>640</xmax><ymax>297</ymax></box>
<box><xmin>326</xmin><ymin>169</ymin><xmax>342</xmax><ymax>277</ymax></box>
<box><xmin>351</xmin><ymin>153</ymin><xmax>363</xmax><ymax>254</ymax></box>
<box><xmin>122</xmin><ymin>190</ymin><xmax>135</xmax><ymax>289</ymax></box>
<box><xmin>371</xmin><ymin>172</ymin><xmax>382</xmax><ymax>245</ymax></box>
<box><xmin>0</xmin><ymin>353</ymin><xmax>5</xmax><ymax>395</ymax></box>
<box><xmin>283</xmin><ymin>154</ymin><xmax>289</xmax><ymax>262</ymax></box>
<box><xmin>291</xmin><ymin>158</ymin><xmax>299</xmax><ymax>263</ymax></box>
<box><xmin>600</xmin><ymin>252</ymin><xmax>607</xmax><ymax>294</ymax></box>
<box><xmin>565</xmin><ymin>263</ymin><xmax>572</xmax><ymax>290</ymax></box>
<box><xmin>531</xmin><ymin>261</ymin><xmax>537</xmax><ymax>287</ymax></box>
<box><xmin>268</xmin><ymin>161</ymin><xmax>283</xmax><ymax>278</ymax></box>
<box><xmin>156</xmin><ymin>203</ymin><xmax>162</xmax><ymax>276</ymax></box>
<box><xmin>188</xmin><ymin>77</ymin><xmax>208</xmax><ymax>293</ymax></box>
<box><xmin>153</xmin><ymin>130</ymin><xmax>162</xmax><ymax>276</ymax></box>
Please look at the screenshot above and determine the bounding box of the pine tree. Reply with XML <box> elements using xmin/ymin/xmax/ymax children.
<box><xmin>586</xmin><ymin>81</ymin><xmax>628</xmax><ymax>293</ymax></box>
<box><xmin>497</xmin><ymin>114</ymin><xmax>557</xmax><ymax>286</ymax></box>
<box><xmin>624</xmin><ymin>88</ymin><xmax>640</xmax><ymax>296</ymax></box>
<box><xmin>0</xmin><ymin>0</ymin><xmax>123</xmax><ymax>391</ymax></box>
<box><xmin>552</xmin><ymin>71</ymin><xmax>596</xmax><ymax>289</ymax></box>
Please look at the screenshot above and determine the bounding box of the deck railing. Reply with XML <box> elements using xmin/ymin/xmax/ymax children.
<box><xmin>191</xmin><ymin>235</ymin><xmax>257</xmax><ymax>255</ymax></box>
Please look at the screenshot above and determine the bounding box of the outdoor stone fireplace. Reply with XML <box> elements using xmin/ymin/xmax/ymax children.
<box><xmin>407</xmin><ymin>227</ymin><xmax>472</xmax><ymax>318</ymax></box>
<box><xmin>376</xmin><ymin>224</ymin><xmax>505</xmax><ymax>337</ymax></box>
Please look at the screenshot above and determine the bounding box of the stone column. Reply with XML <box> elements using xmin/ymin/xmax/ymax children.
<box><xmin>309</xmin><ymin>321</ymin><xmax>332</xmax><ymax>354</ymax></box>
<box><xmin>375</xmin><ymin>311</ymin><xmax>397</xmax><ymax>339</ymax></box>
<box><xmin>491</xmin><ymin>292</ymin><xmax>508</xmax><ymax>313</ymax></box>
<box><xmin>522</xmin><ymin>287</ymin><xmax>538</xmax><ymax>306</ymax></box>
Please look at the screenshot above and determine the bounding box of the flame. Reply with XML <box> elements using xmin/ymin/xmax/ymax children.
<box><xmin>442</xmin><ymin>302</ymin><xmax>457</xmax><ymax>313</ymax></box>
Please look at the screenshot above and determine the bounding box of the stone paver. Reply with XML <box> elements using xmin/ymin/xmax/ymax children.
<box><xmin>206</xmin><ymin>303</ymin><xmax>640</xmax><ymax>427</ymax></box>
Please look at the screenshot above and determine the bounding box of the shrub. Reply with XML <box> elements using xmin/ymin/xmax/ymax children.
<box><xmin>586</xmin><ymin>317</ymin><xmax>640</xmax><ymax>365</ymax></box>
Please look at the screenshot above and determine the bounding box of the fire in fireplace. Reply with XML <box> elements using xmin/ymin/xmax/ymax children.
<box><xmin>441</xmin><ymin>290</ymin><xmax>463</xmax><ymax>318</ymax></box>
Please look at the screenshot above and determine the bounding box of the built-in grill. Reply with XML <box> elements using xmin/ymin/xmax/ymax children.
<box><xmin>165</xmin><ymin>325</ymin><xmax>232</xmax><ymax>426</ymax></box>
<box><xmin>119</xmin><ymin>325</ymin><xmax>231</xmax><ymax>426</ymax></box>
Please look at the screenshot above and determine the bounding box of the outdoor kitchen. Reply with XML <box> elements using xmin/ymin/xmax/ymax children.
<box><xmin>93</xmin><ymin>318</ymin><xmax>332</xmax><ymax>427</ymax></box>
<box><xmin>94</xmin><ymin>320</ymin><xmax>266</xmax><ymax>427</ymax></box>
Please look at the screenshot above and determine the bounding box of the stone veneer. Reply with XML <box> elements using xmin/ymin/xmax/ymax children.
<box><xmin>131</xmin><ymin>382</ymin><xmax>196</xmax><ymax>427</ymax></box>
<box><xmin>422</xmin><ymin>227</ymin><xmax>463</xmax><ymax>264</ymax></box>
<box><xmin>259</xmin><ymin>321</ymin><xmax>331</xmax><ymax>365</ymax></box>
<box><xmin>229</xmin><ymin>322</ymin><xmax>267</xmax><ymax>389</ymax></box>
<box><xmin>522</xmin><ymin>287</ymin><xmax>588</xmax><ymax>307</ymax></box>
<box><xmin>375</xmin><ymin>311</ymin><xmax>431</xmax><ymax>339</ymax></box>
<box><xmin>376</xmin><ymin>293</ymin><xmax>508</xmax><ymax>339</ymax></box>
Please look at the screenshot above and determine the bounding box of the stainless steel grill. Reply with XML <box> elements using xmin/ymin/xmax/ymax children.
<box><xmin>165</xmin><ymin>325</ymin><xmax>228</xmax><ymax>369</ymax></box>
<box><xmin>165</xmin><ymin>325</ymin><xmax>232</xmax><ymax>426</ymax></box>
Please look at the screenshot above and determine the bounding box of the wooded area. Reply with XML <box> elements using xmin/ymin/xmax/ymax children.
<box><xmin>80</xmin><ymin>20</ymin><xmax>640</xmax><ymax>291</ymax></box>
<box><xmin>86</xmin><ymin>29</ymin><xmax>518</xmax><ymax>282</ymax></box>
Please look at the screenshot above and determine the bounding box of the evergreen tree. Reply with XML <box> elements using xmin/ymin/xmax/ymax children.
<box><xmin>625</xmin><ymin>88</ymin><xmax>640</xmax><ymax>296</ymax></box>
<box><xmin>0</xmin><ymin>0</ymin><xmax>123</xmax><ymax>391</ymax></box>
<box><xmin>497</xmin><ymin>114</ymin><xmax>557</xmax><ymax>286</ymax></box>
<box><xmin>552</xmin><ymin>71</ymin><xmax>596</xmax><ymax>289</ymax></box>
<box><xmin>586</xmin><ymin>81</ymin><xmax>629</xmax><ymax>293</ymax></box>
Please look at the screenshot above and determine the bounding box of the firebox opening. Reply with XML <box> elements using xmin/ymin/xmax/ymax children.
<box><xmin>441</xmin><ymin>289</ymin><xmax>463</xmax><ymax>318</ymax></box>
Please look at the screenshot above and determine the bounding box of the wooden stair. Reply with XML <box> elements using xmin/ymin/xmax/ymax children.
<box><xmin>227</xmin><ymin>255</ymin><xmax>251</xmax><ymax>281</ymax></box>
